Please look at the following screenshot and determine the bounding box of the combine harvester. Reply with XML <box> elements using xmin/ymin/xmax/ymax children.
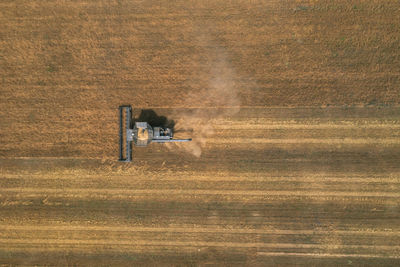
<box><xmin>119</xmin><ymin>105</ymin><xmax>191</xmax><ymax>162</ymax></box>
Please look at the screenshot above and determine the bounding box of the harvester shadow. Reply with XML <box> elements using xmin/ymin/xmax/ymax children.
<box><xmin>132</xmin><ymin>109</ymin><xmax>175</xmax><ymax>130</ymax></box>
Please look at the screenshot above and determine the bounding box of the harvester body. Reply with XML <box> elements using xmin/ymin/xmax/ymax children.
<box><xmin>119</xmin><ymin>105</ymin><xmax>191</xmax><ymax>162</ymax></box>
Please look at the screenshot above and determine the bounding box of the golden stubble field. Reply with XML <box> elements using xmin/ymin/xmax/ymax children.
<box><xmin>1</xmin><ymin>0</ymin><xmax>400</xmax><ymax>265</ymax></box>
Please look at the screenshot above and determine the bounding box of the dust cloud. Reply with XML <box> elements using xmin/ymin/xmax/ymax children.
<box><xmin>170</xmin><ymin>46</ymin><xmax>241</xmax><ymax>157</ymax></box>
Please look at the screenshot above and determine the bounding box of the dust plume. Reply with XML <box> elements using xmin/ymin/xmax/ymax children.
<box><xmin>171</xmin><ymin>46</ymin><xmax>241</xmax><ymax>157</ymax></box>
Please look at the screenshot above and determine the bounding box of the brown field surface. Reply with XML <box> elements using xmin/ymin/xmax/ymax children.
<box><xmin>1</xmin><ymin>0</ymin><xmax>400</xmax><ymax>265</ymax></box>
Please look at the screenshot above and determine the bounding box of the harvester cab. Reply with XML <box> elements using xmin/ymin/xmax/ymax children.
<box><xmin>119</xmin><ymin>105</ymin><xmax>191</xmax><ymax>162</ymax></box>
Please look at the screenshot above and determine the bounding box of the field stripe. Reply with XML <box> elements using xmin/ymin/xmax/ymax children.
<box><xmin>213</xmin><ymin>124</ymin><xmax>400</xmax><ymax>130</ymax></box>
<box><xmin>1</xmin><ymin>188</ymin><xmax>400</xmax><ymax>197</ymax></box>
<box><xmin>2</xmin><ymin>174</ymin><xmax>400</xmax><ymax>183</ymax></box>
<box><xmin>0</xmin><ymin>239</ymin><xmax>399</xmax><ymax>251</ymax></box>
<box><xmin>257</xmin><ymin>252</ymin><xmax>400</xmax><ymax>259</ymax></box>
<box><xmin>1</xmin><ymin>225</ymin><xmax>399</xmax><ymax>236</ymax></box>
<box><xmin>207</xmin><ymin>138</ymin><xmax>400</xmax><ymax>144</ymax></box>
